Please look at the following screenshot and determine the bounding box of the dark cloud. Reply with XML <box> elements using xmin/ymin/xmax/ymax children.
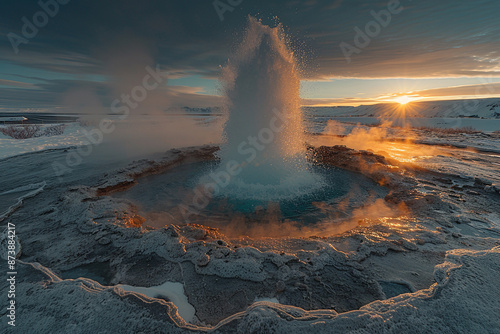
<box><xmin>0</xmin><ymin>76</ymin><xmax>221</xmax><ymax>111</ymax></box>
<box><xmin>0</xmin><ymin>0</ymin><xmax>499</xmax><ymax>109</ymax></box>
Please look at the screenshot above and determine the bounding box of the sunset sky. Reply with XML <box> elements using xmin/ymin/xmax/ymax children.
<box><xmin>0</xmin><ymin>0</ymin><xmax>499</xmax><ymax>111</ymax></box>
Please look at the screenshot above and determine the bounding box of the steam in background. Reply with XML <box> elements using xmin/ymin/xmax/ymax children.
<box><xmin>310</xmin><ymin>120</ymin><xmax>443</xmax><ymax>164</ymax></box>
<box><xmin>91</xmin><ymin>116</ymin><xmax>224</xmax><ymax>162</ymax></box>
<box><xmin>61</xmin><ymin>35</ymin><xmax>224</xmax><ymax>162</ymax></box>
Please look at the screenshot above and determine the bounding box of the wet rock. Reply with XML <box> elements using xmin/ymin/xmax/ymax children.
<box><xmin>401</xmin><ymin>239</ymin><xmax>418</xmax><ymax>251</ymax></box>
<box><xmin>438</xmin><ymin>220</ymin><xmax>454</xmax><ymax>228</ymax></box>
<box><xmin>466</xmin><ymin>190</ymin><xmax>480</xmax><ymax>195</ymax></box>
<box><xmin>485</xmin><ymin>184</ymin><xmax>500</xmax><ymax>194</ymax></box>
<box><xmin>436</xmin><ymin>227</ymin><xmax>449</xmax><ymax>233</ymax></box>
<box><xmin>116</xmin><ymin>253</ymin><xmax>183</xmax><ymax>286</ymax></box>
<box><xmin>276</xmin><ymin>280</ymin><xmax>286</xmax><ymax>292</ymax></box>
<box><xmin>213</xmin><ymin>248</ymin><xmax>231</xmax><ymax>259</ymax></box>
<box><xmin>197</xmin><ymin>253</ymin><xmax>210</xmax><ymax>267</ymax></box>
<box><xmin>181</xmin><ymin>224</ymin><xmax>224</xmax><ymax>241</ymax></box>
<box><xmin>98</xmin><ymin>237</ymin><xmax>111</xmax><ymax>245</ymax></box>
<box><xmin>454</xmin><ymin>215</ymin><xmax>470</xmax><ymax>224</ymax></box>
<box><xmin>164</xmin><ymin>225</ymin><xmax>179</xmax><ymax>238</ymax></box>
<box><xmin>294</xmin><ymin>282</ymin><xmax>308</xmax><ymax>290</ymax></box>
<box><xmin>474</xmin><ymin>177</ymin><xmax>492</xmax><ymax>186</ymax></box>
<box><xmin>181</xmin><ymin>262</ymin><xmax>266</xmax><ymax>324</ymax></box>
<box><xmin>187</xmin><ymin>228</ymin><xmax>207</xmax><ymax>240</ymax></box>
<box><xmin>434</xmin><ymin>177</ymin><xmax>453</xmax><ymax>185</ymax></box>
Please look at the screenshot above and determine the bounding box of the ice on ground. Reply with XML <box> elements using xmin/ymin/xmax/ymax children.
<box><xmin>0</xmin><ymin>123</ymin><xmax>89</xmax><ymax>160</ymax></box>
<box><xmin>117</xmin><ymin>281</ymin><xmax>196</xmax><ymax>323</ymax></box>
<box><xmin>0</xmin><ymin>181</ymin><xmax>46</xmax><ymax>222</ymax></box>
<box><xmin>0</xmin><ymin>181</ymin><xmax>47</xmax><ymax>195</ymax></box>
<box><xmin>6</xmin><ymin>246</ymin><xmax>499</xmax><ymax>333</ymax></box>
<box><xmin>0</xmin><ymin>116</ymin><xmax>28</xmax><ymax>122</ymax></box>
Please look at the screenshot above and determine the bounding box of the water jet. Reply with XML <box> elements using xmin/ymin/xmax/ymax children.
<box><xmin>207</xmin><ymin>17</ymin><xmax>323</xmax><ymax>202</ymax></box>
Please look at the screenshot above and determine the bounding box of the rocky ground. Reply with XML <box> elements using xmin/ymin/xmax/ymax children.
<box><xmin>1</xmin><ymin>133</ymin><xmax>499</xmax><ymax>333</ymax></box>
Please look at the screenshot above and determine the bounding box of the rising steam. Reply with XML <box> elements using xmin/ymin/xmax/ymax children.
<box><xmin>215</xmin><ymin>17</ymin><xmax>321</xmax><ymax>200</ymax></box>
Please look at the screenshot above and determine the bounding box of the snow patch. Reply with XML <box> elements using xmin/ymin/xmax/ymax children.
<box><xmin>117</xmin><ymin>281</ymin><xmax>196</xmax><ymax>323</ymax></box>
<box><xmin>0</xmin><ymin>123</ymin><xmax>88</xmax><ymax>160</ymax></box>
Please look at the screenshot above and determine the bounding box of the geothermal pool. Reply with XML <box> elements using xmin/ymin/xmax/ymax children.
<box><xmin>112</xmin><ymin>160</ymin><xmax>387</xmax><ymax>234</ymax></box>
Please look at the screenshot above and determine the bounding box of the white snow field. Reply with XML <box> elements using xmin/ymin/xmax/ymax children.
<box><xmin>306</xmin><ymin>98</ymin><xmax>500</xmax><ymax>119</ymax></box>
<box><xmin>0</xmin><ymin>123</ymin><xmax>88</xmax><ymax>160</ymax></box>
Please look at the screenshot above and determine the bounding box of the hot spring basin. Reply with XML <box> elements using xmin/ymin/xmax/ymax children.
<box><xmin>112</xmin><ymin>161</ymin><xmax>388</xmax><ymax>232</ymax></box>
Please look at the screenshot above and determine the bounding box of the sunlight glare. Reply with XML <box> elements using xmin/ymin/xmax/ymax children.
<box><xmin>393</xmin><ymin>95</ymin><xmax>414</xmax><ymax>105</ymax></box>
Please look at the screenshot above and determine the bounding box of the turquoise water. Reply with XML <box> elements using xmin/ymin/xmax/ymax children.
<box><xmin>113</xmin><ymin>161</ymin><xmax>387</xmax><ymax>227</ymax></box>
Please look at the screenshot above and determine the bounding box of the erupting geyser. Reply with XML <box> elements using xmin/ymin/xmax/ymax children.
<box><xmin>215</xmin><ymin>17</ymin><xmax>322</xmax><ymax>200</ymax></box>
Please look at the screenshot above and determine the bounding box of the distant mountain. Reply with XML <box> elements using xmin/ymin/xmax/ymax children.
<box><xmin>304</xmin><ymin>98</ymin><xmax>500</xmax><ymax>119</ymax></box>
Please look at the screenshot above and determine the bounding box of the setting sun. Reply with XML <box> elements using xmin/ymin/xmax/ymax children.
<box><xmin>393</xmin><ymin>95</ymin><xmax>414</xmax><ymax>105</ymax></box>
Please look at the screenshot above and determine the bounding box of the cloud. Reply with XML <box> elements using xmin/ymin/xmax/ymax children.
<box><xmin>0</xmin><ymin>0</ymin><xmax>499</xmax><ymax>109</ymax></box>
<box><xmin>1</xmin><ymin>0</ymin><xmax>498</xmax><ymax>80</ymax></box>
<box><xmin>302</xmin><ymin>97</ymin><xmax>379</xmax><ymax>106</ymax></box>
<box><xmin>406</xmin><ymin>82</ymin><xmax>500</xmax><ymax>98</ymax></box>
<box><xmin>0</xmin><ymin>79</ymin><xmax>36</xmax><ymax>89</ymax></box>
<box><xmin>302</xmin><ymin>80</ymin><xmax>500</xmax><ymax>106</ymax></box>
<box><xmin>0</xmin><ymin>75</ymin><xmax>222</xmax><ymax>110</ymax></box>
